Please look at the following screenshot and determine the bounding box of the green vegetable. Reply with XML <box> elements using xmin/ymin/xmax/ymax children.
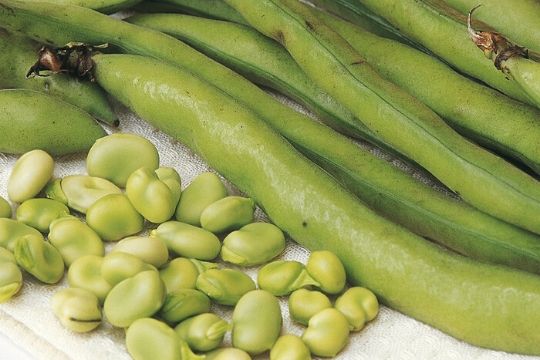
<box><xmin>335</xmin><ymin>287</ymin><xmax>379</xmax><ymax>330</ymax></box>
<box><xmin>288</xmin><ymin>289</ymin><xmax>332</xmax><ymax>326</ymax></box>
<box><xmin>51</xmin><ymin>288</ymin><xmax>101</xmax><ymax>333</ymax></box>
<box><xmin>0</xmin><ymin>197</ymin><xmax>11</xmax><ymax>219</ymax></box>
<box><xmin>8</xmin><ymin>149</ymin><xmax>54</xmax><ymax>203</ymax></box>
<box><xmin>138</xmin><ymin>0</ymin><xmax>246</xmax><ymax>23</ymax></box>
<box><xmin>258</xmin><ymin>260</ymin><xmax>319</xmax><ymax>296</ymax></box>
<box><xmin>25</xmin><ymin>0</ymin><xmax>142</xmax><ymax>13</ymax></box>
<box><xmin>104</xmin><ymin>270</ymin><xmax>165</xmax><ymax>328</ymax></box>
<box><xmin>86</xmin><ymin>133</ymin><xmax>159</xmax><ymax>188</ymax></box>
<box><xmin>206</xmin><ymin>348</ymin><xmax>252</xmax><ymax>360</ymax></box>
<box><xmin>175</xmin><ymin>313</ymin><xmax>229</xmax><ymax>352</ymax></box>
<box><xmin>221</xmin><ymin>222</ymin><xmax>285</xmax><ymax>266</ymax></box>
<box><xmin>196</xmin><ymin>268</ymin><xmax>256</xmax><ymax>305</ymax></box>
<box><xmin>152</xmin><ymin>221</ymin><xmax>221</xmax><ymax>260</ymax></box>
<box><xmin>46</xmin><ymin>175</ymin><xmax>122</xmax><ymax>214</ymax></box>
<box><xmin>14</xmin><ymin>234</ymin><xmax>64</xmax><ymax>284</ymax></box>
<box><xmin>158</xmin><ymin>288</ymin><xmax>211</xmax><ymax>324</ymax></box>
<box><xmin>67</xmin><ymin>255</ymin><xmax>112</xmax><ymax>302</ymax></box>
<box><xmin>0</xmin><ymin>218</ymin><xmax>43</xmax><ymax>251</ymax></box>
<box><xmin>159</xmin><ymin>257</ymin><xmax>212</xmax><ymax>293</ymax></box>
<box><xmin>200</xmin><ymin>196</ymin><xmax>255</xmax><ymax>233</ymax></box>
<box><xmin>48</xmin><ymin>217</ymin><xmax>104</xmax><ymax>266</ymax></box>
<box><xmin>270</xmin><ymin>335</ymin><xmax>311</xmax><ymax>360</ymax></box>
<box><xmin>86</xmin><ymin>194</ymin><xmax>144</xmax><ymax>241</ymax></box>
<box><xmin>232</xmin><ymin>290</ymin><xmax>282</xmax><ymax>355</ymax></box>
<box><xmin>0</xmin><ymin>90</ymin><xmax>105</xmax><ymax>156</ymax></box>
<box><xmin>0</xmin><ymin>248</ymin><xmax>22</xmax><ymax>303</ymax></box>
<box><xmin>302</xmin><ymin>308</ymin><xmax>350</xmax><ymax>357</ymax></box>
<box><xmin>175</xmin><ymin>172</ymin><xmax>227</xmax><ymax>226</ymax></box>
<box><xmin>101</xmin><ymin>252</ymin><xmax>155</xmax><ymax>287</ymax></box>
<box><xmin>16</xmin><ymin>199</ymin><xmax>70</xmax><ymax>233</ymax></box>
<box><xmin>111</xmin><ymin>236</ymin><xmax>168</xmax><ymax>268</ymax></box>
<box><xmin>306</xmin><ymin>250</ymin><xmax>346</xmax><ymax>295</ymax></box>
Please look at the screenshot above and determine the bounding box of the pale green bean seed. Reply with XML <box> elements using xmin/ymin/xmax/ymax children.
<box><xmin>335</xmin><ymin>287</ymin><xmax>379</xmax><ymax>329</ymax></box>
<box><xmin>104</xmin><ymin>270</ymin><xmax>165</xmax><ymax>327</ymax></box>
<box><xmin>175</xmin><ymin>313</ymin><xmax>229</xmax><ymax>352</ymax></box>
<box><xmin>86</xmin><ymin>133</ymin><xmax>159</xmax><ymax>187</ymax></box>
<box><xmin>0</xmin><ymin>196</ymin><xmax>11</xmax><ymax>218</ymax></box>
<box><xmin>196</xmin><ymin>268</ymin><xmax>256</xmax><ymax>306</ymax></box>
<box><xmin>152</xmin><ymin>221</ymin><xmax>221</xmax><ymax>260</ymax></box>
<box><xmin>175</xmin><ymin>172</ymin><xmax>227</xmax><ymax>226</ymax></box>
<box><xmin>270</xmin><ymin>335</ymin><xmax>312</xmax><ymax>360</ymax></box>
<box><xmin>14</xmin><ymin>234</ymin><xmax>64</xmax><ymax>284</ymax></box>
<box><xmin>0</xmin><ymin>248</ymin><xmax>22</xmax><ymax>302</ymax></box>
<box><xmin>16</xmin><ymin>198</ymin><xmax>70</xmax><ymax>233</ymax></box>
<box><xmin>200</xmin><ymin>196</ymin><xmax>255</xmax><ymax>233</ymax></box>
<box><xmin>289</xmin><ymin>289</ymin><xmax>332</xmax><ymax>326</ymax></box>
<box><xmin>52</xmin><ymin>288</ymin><xmax>101</xmax><ymax>333</ymax></box>
<box><xmin>86</xmin><ymin>194</ymin><xmax>144</xmax><ymax>241</ymax></box>
<box><xmin>302</xmin><ymin>308</ymin><xmax>350</xmax><ymax>357</ymax></box>
<box><xmin>206</xmin><ymin>348</ymin><xmax>252</xmax><ymax>360</ymax></box>
<box><xmin>111</xmin><ymin>236</ymin><xmax>168</xmax><ymax>268</ymax></box>
<box><xmin>159</xmin><ymin>288</ymin><xmax>211</xmax><ymax>324</ymax></box>
<box><xmin>68</xmin><ymin>255</ymin><xmax>112</xmax><ymax>303</ymax></box>
<box><xmin>306</xmin><ymin>251</ymin><xmax>346</xmax><ymax>294</ymax></box>
<box><xmin>8</xmin><ymin>150</ymin><xmax>54</xmax><ymax>203</ymax></box>
<box><xmin>101</xmin><ymin>252</ymin><xmax>156</xmax><ymax>287</ymax></box>
<box><xmin>189</xmin><ymin>259</ymin><xmax>219</xmax><ymax>273</ymax></box>
<box><xmin>232</xmin><ymin>290</ymin><xmax>282</xmax><ymax>355</ymax></box>
<box><xmin>258</xmin><ymin>261</ymin><xmax>319</xmax><ymax>296</ymax></box>
<box><xmin>47</xmin><ymin>175</ymin><xmax>122</xmax><ymax>213</ymax></box>
<box><xmin>0</xmin><ymin>218</ymin><xmax>42</xmax><ymax>251</ymax></box>
<box><xmin>221</xmin><ymin>222</ymin><xmax>285</xmax><ymax>266</ymax></box>
<box><xmin>126</xmin><ymin>318</ymin><xmax>203</xmax><ymax>360</ymax></box>
<box><xmin>159</xmin><ymin>258</ymin><xmax>200</xmax><ymax>293</ymax></box>
<box><xmin>48</xmin><ymin>217</ymin><xmax>104</xmax><ymax>266</ymax></box>
<box><xmin>155</xmin><ymin>167</ymin><xmax>182</xmax><ymax>207</ymax></box>
<box><xmin>126</xmin><ymin>167</ymin><xmax>177</xmax><ymax>224</ymax></box>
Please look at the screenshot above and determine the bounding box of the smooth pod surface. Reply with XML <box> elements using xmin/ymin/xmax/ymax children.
<box><xmin>14</xmin><ymin>234</ymin><xmax>64</xmax><ymax>284</ymax></box>
<box><xmin>200</xmin><ymin>196</ymin><xmax>255</xmax><ymax>233</ymax></box>
<box><xmin>306</xmin><ymin>250</ymin><xmax>346</xmax><ymax>294</ymax></box>
<box><xmin>196</xmin><ymin>268</ymin><xmax>255</xmax><ymax>306</ymax></box>
<box><xmin>0</xmin><ymin>90</ymin><xmax>105</xmax><ymax>156</ymax></box>
<box><xmin>288</xmin><ymin>289</ymin><xmax>332</xmax><ymax>326</ymax></box>
<box><xmin>8</xmin><ymin>149</ymin><xmax>54</xmax><ymax>203</ymax></box>
<box><xmin>67</xmin><ymin>255</ymin><xmax>112</xmax><ymax>302</ymax></box>
<box><xmin>104</xmin><ymin>270</ymin><xmax>165</xmax><ymax>328</ymax></box>
<box><xmin>54</xmin><ymin>175</ymin><xmax>122</xmax><ymax>214</ymax></box>
<box><xmin>51</xmin><ymin>287</ymin><xmax>102</xmax><ymax>333</ymax></box>
<box><xmin>270</xmin><ymin>334</ymin><xmax>311</xmax><ymax>360</ymax></box>
<box><xmin>258</xmin><ymin>261</ymin><xmax>319</xmax><ymax>296</ymax></box>
<box><xmin>175</xmin><ymin>313</ymin><xmax>229</xmax><ymax>352</ymax></box>
<box><xmin>16</xmin><ymin>198</ymin><xmax>70</xmax><ymax>233</ymax></box>
<box><xmin>302</xmin><ymin>308</ymin><xmax>350</xmax><ymax>357</ymax></box>
<box><xmin>0</xmin><ymin>218</ymin><xmax>43</xmax><ymax>251</ymax></box>
<box><xmin>111</xmin><ymin>236</ymin><xmax>168</xmax><ymax>268</ymax></box>
<box><xmin>336</xmin><ymin>287</ymin><xmax>379</xmax><ymax>327</ymax></box>
<box><xmin>86</xmin><ymin>133</ymin><xmax>159</xmax><ymax>187</ymax></box>
<box><xmin>159</xmin><ymin>288</ymin><xmax>211</xmax><ymax>324</ymax></box>
<box><xmin>0</xmin><ymin>197</ymin><xmax>11</xmax><ymax>218</ymax></box>
<box><xmin>232</xmin><ymin>290</ymin><xmax>282</xmax><ymax>355</ymax></box>
<box><xmin>175</xmin><ymin>172</ymin><xmax>227</xmax><ymax>226</ymax></box>
<box><xmin>0</xmin><ymin>248</ymin><xmax>22</xmax><ymax>302</ymax></box>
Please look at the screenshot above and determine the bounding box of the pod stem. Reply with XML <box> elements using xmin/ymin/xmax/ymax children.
<box><xmin>467</xmin><ymin>5</ymin><xmax>528</xmax><ymax>73</ymax></box>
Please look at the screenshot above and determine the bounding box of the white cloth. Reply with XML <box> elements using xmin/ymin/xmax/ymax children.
<box><xmin>0</xmin><ymin>99</ymin><xmax>537</xmax><ymax>360</ymax></box>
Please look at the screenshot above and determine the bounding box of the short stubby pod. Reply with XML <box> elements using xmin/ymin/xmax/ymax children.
<box><xmin>86</xmin><ymin>133</ymin><xmax>159</xmax><ymax>187</ymax></box>
<box><xmin>159</xmin><ymin>289</ymin><xmax>211</xmax><ymax>324</ymax></box>
<box><xmin>126</xmin><ymin>318</ymin><xmax>203</xmax><ymax>360</ymax></box>
<box><xmin>200</xmin><ymin>196</ymin><xmax>255</xmax><ymax>233</ymax></box>
<box><xmin>0</xmin><ymin>248</ymin><xmax>22</xmax><ymax>302</ymax></box>
<box><xmin>14</xmin><ymin>234</ymin><xmax>64</xmax><ymax>284</ymax></box>
<box><xmin>51</xmin><ymin>288</ymin><xmax>102</xmax><ymax>333</ymax></box>
<box><xmin>0</xmin><ymin>218</ymin><xmax>43</xmax><ymax>251</ymax></box>
<box><xmin>160</xmin><ymin>257</ymin><xmax>217</xmax><ymax>293</ymax></box>
<box><xmin>86</xmin><ymin>194</ymin><xmax>144</xmax><ymax>241</ymax></box>
<box><xmin>48</xmin><ymin>217</ymin><xmax>104</xmax><ymax>267</ymax></box>
<box><xmin>152</xmin><ymin>221</ymin><xmax>221</xmax><ymax>260</ymax></box>
<box><xmin>270</xmin><ymin>335</ymin><xmax>312</xmax><ymax>360</ymax></box>
<box><xmin>175</xmin><ymin>313</ymin><xmax>229</xmax><ymax>352</ymax></box>
<box><xmin>306</xmin><ymin>251</ymin><xmax>346</xmax><ymax>295</ymax></box>
<box><xmin>302</xmin><ymin>308</ymin><xmax>350</xmax><ymax>358</ymax></box>
<box><xmin>175</xmin><ymin>172</ymin><xmax>227</xmax><ymax>226</ymax></box>
<box><xmin>16</xmin><ymin>198</ymin><xmax>70</xmax><ymax>233</ymax></box>
<box><xmin>68</xmin><ymin>255</ymin><xmax>112</xmax><ymax>303</ymax></box>
<box><xmin>196</xmin><ymin>268</ymin><xmax>256</xmax><ymax>306</ymax></box>
<box><xmin>126</xmin><ymin>167</ymin><xmax>178</xmax><ymax>223</ymax></box>
<box><xmin>111</xmin><ymin>236</ymin><xmax>168</xmax><ymax>268</ymax></box>
<box><xmin>101</xmin><ymin>252</ymin><xmax>156</xmax><ymax>287</ymax></box>
<box><xmin>289</xmin><ymin>289</ymin><xmax>332</xmax><ymax>326</ymax></box>
<box><xmin>232</xmin><ymin>290</ymin><xmax>282</xmax><ymax>355</ymax></box>
<box><xmin>206</xmin><ymin>348</ymin><xmax>252</xmax><ymax>360</ymax></box>
<box><xmin>0</xmin><ymin>196</ymin><xmax>12</xmax><ymax>218</ymax></box>
<box><xmin>335</xmin><ymin>287</ymin><xmax>379</xmax><ymax>330</ymax></box>
<box><xmin>8</xmin><ymin>149</ymin><xmax>54</xmax><ymax>203</ymax></box>
<box><xmin>46</xmin><ymin>175</ymin><xmax>122</xmax><ymax>213</ymax></box>
<box><xmin>104</xmin><ymin>270</ymin><xmax>165</xmax><ymax>328</ymax></box>
<box><xmin>221</xmin><ymin>223</ymin><xmax>285</xmax><ymax>266</ymax></box>
<box><xmin>257</xmin><ymin>261</ymin><xmax>319</xmax><ymax>296</ymax></box>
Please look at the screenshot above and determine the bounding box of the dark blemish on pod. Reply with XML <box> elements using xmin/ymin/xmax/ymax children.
<box><xmin>305</xmin><ymin>21</ymin><xmax>315</xmax><ymax>31</ymax></box>
<box><xmin>302</xmin><ymin>221</ymin><xmax>308</xmax><ymax>228</ymax></box>
<box><xmin>274</xmin><ymin>31</ymin><xmax>286</xmax><ymax>46</ymax></box>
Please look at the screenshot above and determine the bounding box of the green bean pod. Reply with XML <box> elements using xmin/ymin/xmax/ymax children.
<box><xmin>0</xmin><ymin>30</ymin><xmax>116</xmax><ymax>126</ymax></box>
<box><xmin>88</xmin><ymin>53</ymin><xmax>540</xmax><ymax>354</ymax></box>
<box><xmin>137</xmin><ymin>0</ymin><xmax>246</xmax><ymax>23</ymax></box>
<box><xmin>0</xmin><ymin>89</ymin><xmax>106</xmax><ymax>155</ymax></box>
<box><xmin>25</xmin><ymin>0</ymin><xmax>142</xmax><ymax>13</ymax></box>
